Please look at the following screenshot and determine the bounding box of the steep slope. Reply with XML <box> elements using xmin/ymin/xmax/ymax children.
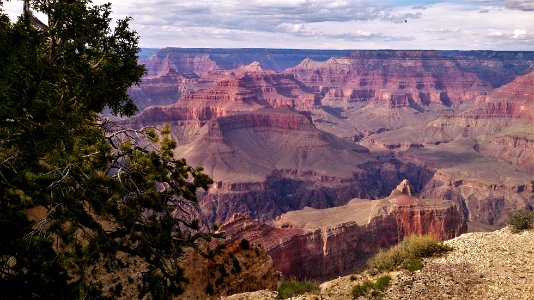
<box><xmin>128</xmin><ymin>68</ymin><xmax>198</xmax><ymax>110</ymax></box>
<box><xmin>286</xmin><ymin>51</ymin><xmax>492</xmax><ymax>106</ymax></box>
<box><xmin>178</xmin><ymin>107</ymin><xmax>383</xmax><ymax>223</ymax></box>
<box><xmin>219</xmin><ymin>180</ymin><xmax>466</xmax><ymax>280</ymax></box>
<box><xmin>128</xmin><ymin>78</ymin><xmax>265</xmax><ymax>124</ymax></box>
<box><xmin>124</xmin><ymin>49</ymin><xmax>533</xmax><ymax>230</ymax></box>
<box><xmin>359</xmin><ymin>72</ymin><xmax>534</xmax><ymax>226</ymax></box>
<box><xmin>222</xmin><ymin>227</ymin><xmax>534</xmax><ymax>300</ymax></box>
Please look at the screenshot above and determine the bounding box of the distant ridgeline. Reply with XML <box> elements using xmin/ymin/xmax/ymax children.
<box><xmin>127</xmin><ymin>47</ymin><xmax>533</xmax><ymax>232</ymax></box>
<box><xmin>138</xmin><ymin>48</ymin><xmax>533</xmax><ymax>82</ymax></box>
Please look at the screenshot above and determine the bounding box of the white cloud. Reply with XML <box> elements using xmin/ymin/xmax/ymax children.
<box><xmin>489</xmin><ymin>28</ymin><xmax>534</xmax><ymax>40</ymax></box>
<box><xmin>1</xmin><ymin>0</ymin><xmax>533</xmax><ymax>50</ymax></box>
<box><xmin>423</xmin><ymin>27</ymin><xmax>461</xmax><ymax>33</ymax></box>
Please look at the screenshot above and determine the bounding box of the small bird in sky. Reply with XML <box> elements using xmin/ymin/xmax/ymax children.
<box><xmin>404</xmin><ymin>20</ymin><xmax>407</xmax><ymax>23</ymax></box>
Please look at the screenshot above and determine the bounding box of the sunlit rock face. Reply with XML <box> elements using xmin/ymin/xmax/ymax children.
<box><xmin>125</xmin><ymin>48</ymin><xmax>533</xmax><ymax>231</ymax></box>
<box><xmin>219</xmin><ymin>181</ymin><xmax>466</xmax><ymax>280</ymax></box>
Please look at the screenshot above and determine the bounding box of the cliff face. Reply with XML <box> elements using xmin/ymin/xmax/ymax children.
<box><xmin>421</xmin><ymin>72</ymin><xmax>533</xmax><ymax>176</ymax></box>
<box><xmin>420</xmin><ymin>170</ymin><xmax>534</xmax><ymax>225</ymax></box>
<box><xmin>219</xmin><ymin>181</ymin><xmax>466</xmax><ymax>280</ymax></box>
<box><xmin>124</xmin><ymin>49</ymin><xmax>532</xmax><ymax>232</ymax></box>
<box><xmin>128</xmin><ymin>69</ymin><xmax>199</xmax><ymax>110</ymax></box>
<box><xmin>140</xmin><ymin>52</ymin><xmax>219</xmax><ymax>77</ymax></box>
<box><xmin>449</xmin><ymin>50</ymin><xmax>534</xmax><ymax>87</ymax></box>
<box><xmin>285</xmin><ymin>51</ymin><xmax>493</xmax><ymax>107</ymax></box>
<box><xmin>388</xmin><ymin>140</ymin><xmax>534</xmax><ymax>226</ymax></box>
<box><xmin>221</xmin><ymin>190</ymin><xmax>467</xmax><ymax>279</ymax></box>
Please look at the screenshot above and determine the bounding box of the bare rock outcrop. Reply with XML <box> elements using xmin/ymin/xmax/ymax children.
<box><xmin>219</xmin><ymin>183</ymin><xmax>466</xmax><ymax>280</ymax></box>
<box><xmin>179</xmin><ymin>240</ymin><xmax>280</xmax><ymax>299</ymax></box>
<box><xmin>390</xmin><ymin>179</ymin><xmax>415</xmax><ymax>196</ymax></box>
<box><xmin>285</xmin><ymin>50</ymin><xmax>492</xmax><ymax>107</ymax></box>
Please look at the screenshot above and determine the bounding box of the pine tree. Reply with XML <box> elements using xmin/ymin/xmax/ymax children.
<box><xmin>0</xmin><ymin>1</ymin><xmax>214</xmax><ymax>298</ymax></box>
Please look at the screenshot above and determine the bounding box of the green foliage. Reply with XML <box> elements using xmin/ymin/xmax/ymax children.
<box><xmin>373</xmin><ymin>275</ymin><xmax>391</xmax><ymax>291</ymax></box>
<box><xmin>508</xmin><ymin>210</ymin><xmax>534</xmax><ymax>233</ymax></box>
<box><xmin>351</xmin><ymin>279</ymin><xmax>373</xmax><ymax>298</ymax></box>
<box><xmin>351</xmin><ymin>275</ymin><xmax>391</xmax><ymax>298</ymax></box>
<box><xmin>0</xmin><ymin>1</ymin><xmax>215</xmax><ymax>299</ymax></box>
<box><xmin>402</xmin><ymin>258</ymin><xmax>424</xmax><ymax>272</ymax></box>
<box><xmin>368</xmin><ymin>235</ymin><xmax>451</xmax><ymax>272</ymax></box>
<box><xmin>277</xmin><ymin>278</ymin><xmax>320</xmax><ymax>299</ymax></box>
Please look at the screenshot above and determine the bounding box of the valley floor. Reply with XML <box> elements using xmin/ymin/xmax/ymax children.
<box><xmin>222</xmin><ymin>227</ymin><xmax>534</xmax><ymax>300</ymax></box>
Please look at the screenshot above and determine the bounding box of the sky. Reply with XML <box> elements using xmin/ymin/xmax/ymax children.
<box><xmin>2</xmin><ymin>0</ymin><xmax>533</xmax><ymax>50</ymax></box>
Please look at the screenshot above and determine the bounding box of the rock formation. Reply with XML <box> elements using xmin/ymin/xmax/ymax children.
<box><xmin>285</xmin><ymin>50</ymin><xmax>493</xmax><ymax>107</ymax></box>
<box><xmin>123</xmin><ymin>49</ymin><xmax>533</xmax><ymax>231</ymax></box>
<box><xmin>219</xmin><ymin>181</ymin><xmax>466</xmax><ymax>280</ymax></box>
<box><xmin>179</xmin><ymin>240</ymin><xmax>280</xmax><ymax>299</ymax></box>
<box><xmin>222</xmin><ymin>227</ymin><xmax>534</xmax><ymax>300</ymax></box>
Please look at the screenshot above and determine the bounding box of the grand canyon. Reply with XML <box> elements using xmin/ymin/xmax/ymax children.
<box><xmin>3</xmin><ymin>1</ymin><xmax>533</xmax><ymax>299</ymax></box>
<box><xmin>122</xmin><ymin>48</ymin><xmax>533</xmax><ymax>285</ymax></box>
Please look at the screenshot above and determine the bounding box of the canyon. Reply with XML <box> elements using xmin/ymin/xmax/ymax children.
<box><xmin>219</xmin><ymin>180</ymin><xmax>466</xmax><ymax>279</ymax></box>
<box><xmin>123</xmin><ymin>48</ymin><xmax>533</xmax><ymax>280</ymax></box>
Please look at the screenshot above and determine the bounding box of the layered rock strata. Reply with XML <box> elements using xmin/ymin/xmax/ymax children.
<box><xmin>285</xmin><ymin>51</ymin><xmax>493</xmax><ymax>107</ymax></box>
<box><xmin>219</xmin><ymin>181</ymin><xmax>466</xmax><ymax>280</ymax></box>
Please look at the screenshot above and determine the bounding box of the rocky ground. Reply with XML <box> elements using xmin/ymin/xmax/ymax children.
<box><xmin>221</xmin><ymin>227</ymin><xmax>534</xmax><ymax>300</ymax></box>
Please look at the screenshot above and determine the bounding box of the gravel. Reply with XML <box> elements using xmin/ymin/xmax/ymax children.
<box><xmin>222</xmin><ymin>227</ymin><xmax>534</xmax><ymax>300</ymax></box>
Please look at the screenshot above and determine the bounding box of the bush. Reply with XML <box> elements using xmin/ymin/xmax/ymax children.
<box><xmin>351</xmin><ymin>275</ymin><xmax>391</xmax><ymax>298</ymax></box>
<box><xmin>239</xmin><ymin>238</ymin><xmax>251</xmax><ymax>250</ymax></box>
<box><xmin>351</xmin><ymin>279</ymin><xmax>373</xmax><ymax>298</ymax></box>
<box><xmin>402</xmin><ymin>258</ymin><xmax>424</xmax><ymax>272</ymax></box>
<box><xmin>374</xmin><ymin>275</ymin><xmax>391</xmax><ymax>291</ymax></box>
<box><xmin>368</xmin><ymin>235</ymin><xmax>451</xmax><ymax>272</ymax></box>
<box><xmin>205</xmin><ymin>283</ymin><xmax>215</xmax><ymax>295</ymax></box>
<box><xmin>277</xmin><ymin>278</ymin><xmax>320</xmax><ymax>299</ymax></box>
<box><xmin>508</xmin><ymin>210</ymin><xmax>534</xmax><ymax>233</ymax></box>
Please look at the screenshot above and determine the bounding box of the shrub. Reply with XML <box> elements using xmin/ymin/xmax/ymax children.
<box><xmin>239</xmin><ymin>238</ymin><xmax>251</xmax><ymax>250</ymax></box>
<box><xmin>349</xmin><ymin>275</ymin><xmax>357</xmax><ymax>281</ymax></box>
<box><xmin>402</xmin><ymin>258</ymin><xmax>424</xmax><ymax>272</ymax></box>
<box><xmin>351</xmin><ymin>279</ymin><xmax>373</xmax><ymax>298</ymax></box>
<box><xmin>508</xmin><ymin>210</ymin><xmax>534</xmax><ymax>233</ymax></box>
<box><xmin>374</xmin><ymin>275</ymin><xmax>391</xmax><ymax>291</ymax></box>
<box><xmin>351</xmin><ymin>275</ymin><xmax>391</xmax><ymax>298</ymax></box>
<box><xmin>277</xmin><ymin>278</ymin><xmax>320</xmax><ymax>299</ymax></box>
<box><xmin>368</xmin><ymin>234</ymin><xmax>451</xmax><ymax>272</ymax></box>
<box><xmin>230</xmin><ymin>256</ymin><xmax>242</xmax><ymax>274</ymax></box>
<box><xmin>205</xmin><ymin>283</ymin><xmax>215</xmax><ymax>295</ymax></box>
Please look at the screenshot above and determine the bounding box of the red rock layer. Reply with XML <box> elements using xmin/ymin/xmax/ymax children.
<box><xmin>219</xmin><ymin>193</ymin><xmax>466</xmax><ymax>280</ymax></box>
<box><xmin>128</xmin><ymin>78</ymin><xmax>264</xmax><ymax>124</ymax></box>
<box><xmin>128</xmin><ymin>68</ymin><xmax>198</xmax><ymax>110</ymax></box>
<box><xmin>140</xmin><ymin>52</ymin><xmax>219</xmax><ymax>77</ymax></box>
<box><xmin>467</xmin><ymin>71</ymin><xmax>534</xmax><ymax>120</ymax></box>
<box><xmin>285</xmin><ymin>51</ymin><xmax>492</xmax><ymax>107</ymax></box>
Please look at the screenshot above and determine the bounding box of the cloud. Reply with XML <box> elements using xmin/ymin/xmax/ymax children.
<box><xmin>503</xmin><ymin>0</ymin><xmax>534</xmax><ymax>11</ymax></box>
<box><xmin>488</xmin><ymin>28</ymin><xmax>534</xmax><ymax>40</ymax></box>
<box><xmin>474</xmin><ymin>0</ymin><xmax>534</xmax><ymax>11</ymax></box>
<box><xmin>276</xmin><ymin>22</ymin><xmax>414</xmax><ymax>42</ymax></box>
<box><xmin>423</xmin><ymin>27</ymin><xmax>461</xmax><ymax>33</ymax></box>
<box><xmin>412</xmin><ymin>5</ymin><xmax>427</xmax><ymax>10</ymax></box>
<box><xmin>4</xmin><ymin>0</ymin><xmax>532</xmax><ymax>50</ymax></box>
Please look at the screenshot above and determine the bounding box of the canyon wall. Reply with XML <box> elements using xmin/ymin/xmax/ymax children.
<box><xmin>125</xmin><ymin>49</ymin><xmax>533</xmax><ymax>229</ymax></box>
<box><xmin>219</xmin><ymin>182</ymin><xmax>466</xmax><ymax>280</ymax></box>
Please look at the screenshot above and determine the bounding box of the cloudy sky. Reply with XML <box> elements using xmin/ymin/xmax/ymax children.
<box><xmin>3</xmin><ymin>0</ymin><xmax>533</xmax><ymax>50</ymax></box>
